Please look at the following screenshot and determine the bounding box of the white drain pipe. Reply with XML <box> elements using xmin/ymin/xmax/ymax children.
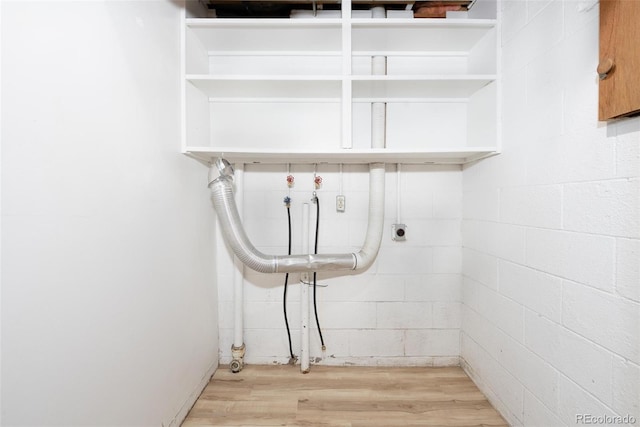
<box><xmin>354</xmin><ymin>6</ymin><xmax>387</xmax><ymax>272</ymax></box>
<box><xmin>230</xmin><ymin>164</ymin><xmax>245</xmax><ymax>373</ymax></box>
<box><xmin>300</xmin><ymin>203</ymin><xmax>311</xmax><ymax>374</ymax></box>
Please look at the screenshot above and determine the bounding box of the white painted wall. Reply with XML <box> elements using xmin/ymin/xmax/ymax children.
<box><xmin>461</xmin><ymin>1</ymin><xmax>640</xmax><ymax>425</ymax></box>
<box><xmin>1</xmin><ymin>2</ymin><xmax>218</xmax><ymax>426</ymax></box>
<box><xmin>217</xmin><ymin>164</ymin><xmax>463</xmax><ymax>366</ymax></box>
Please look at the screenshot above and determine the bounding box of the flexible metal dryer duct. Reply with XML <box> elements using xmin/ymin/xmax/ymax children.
<box><xmin>209</xmin><ymin>160</ymin><xmax>385</xmax><ymax>274</ymax></box>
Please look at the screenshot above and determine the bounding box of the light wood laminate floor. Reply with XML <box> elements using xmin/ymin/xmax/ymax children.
<box><xmin>182</xmin><ymin>365</ymin><xmax>508</xmax><ymax>427</ymax></box>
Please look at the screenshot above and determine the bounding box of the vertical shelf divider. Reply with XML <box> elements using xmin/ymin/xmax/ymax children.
<box><xmin>341</xmin><ymin>0</ymin><xmax>353</xmax><ymax>149</ymax></box>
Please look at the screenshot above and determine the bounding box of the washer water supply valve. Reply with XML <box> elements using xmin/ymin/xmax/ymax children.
<box><xmin>286</xmin><ymin>174</ymin><xmax>295</xmax><ymax>187</ymax></box>
<box><xmin>283</xmin><ymin>196</ymin><xmax>291</xmax><ymax>208</ymax></box>
<box><xmin>392</xmin><ymin>224</ymin><xmax>407</xmax><ymax>241</ymax></box>
<box><xmin>314</xmin><ymin>175</ymin><xmax>322</xmax><ymax>189</ymax></box>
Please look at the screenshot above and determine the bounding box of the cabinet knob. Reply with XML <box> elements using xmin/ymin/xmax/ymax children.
<box><xmin>598</xmin><ymin>58</ymin><xmax>615</xmax><ymax>80</ymax></box>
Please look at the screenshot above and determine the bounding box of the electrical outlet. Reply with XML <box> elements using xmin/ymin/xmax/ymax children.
<box><xmin>336</xmin><ymin>195</ymin><xmax>346</xmax><ymax>212</ymax></box>
<box><xmin>392</xmin><ymin>224</ymin><xmax>407</xmax><ymax>241</ymax></box>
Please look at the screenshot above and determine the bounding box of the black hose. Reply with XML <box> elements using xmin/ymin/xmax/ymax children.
<box><xmin>313</xmin><ymin>196</ymin><xmax>325</xmax><ymax>349</ymax></box>
<box><xmin>283</xmin><ymin>206</ymin><xmax>294</xmax><ymax>360</ymax></box>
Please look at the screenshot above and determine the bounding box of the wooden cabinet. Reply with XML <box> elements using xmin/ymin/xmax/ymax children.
<box><xmin>598</xmin><ymin>0</ymin><xmax>640</xmax><ymax>120</ymax></box>
<box><xmin>181</xmin><ymin>0</ymin><xmax>500</xmax><ymax>164</ymax></box>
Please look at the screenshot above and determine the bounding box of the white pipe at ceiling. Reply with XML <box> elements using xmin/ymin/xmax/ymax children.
<box><xmin>355</xmin><ymin>5</ymin><xmax>387</xmax><ymax>273</ymax></box>
<box><xmin>371</xmin><ymin>6</ymin><xmax>387</xmax><ymax>151</ymax></box>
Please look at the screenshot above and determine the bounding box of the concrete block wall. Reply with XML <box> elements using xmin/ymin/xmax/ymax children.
<box><xmin>461</xmin><ymin>1</ymin><xmax>640</xmax><ymax>426</ymax></box>
<box><xmin>216</xmin><ymin>164</ymin><xmax>463</xmax><ymax>366</ymax></box>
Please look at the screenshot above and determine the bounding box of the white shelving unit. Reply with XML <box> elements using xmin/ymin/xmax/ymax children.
<box><xmin>181</xmin><ymin>1</ymin><xmax>500</xmax><ymax>164</ymax></box>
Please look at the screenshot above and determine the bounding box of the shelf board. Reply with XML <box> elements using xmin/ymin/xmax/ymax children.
<box><xmin>187</xmin><ymin>17</ymin><xmax>495</xmax><ymax>27</ymax></box>
<box><xmin>187</xmin><ymin>74</ymin><xmax>343</xmax><ymax>98</ymax></box>
<box><xmin>352</xmin><ymin>75</ymin><xmax>495</xmax><ymax>98</ymax></box>
<box><xmin>187</xmin><ymin>18</ymin><xmax>342</xmax><ymax>52</ymax></box>
<box><xmin>351</xmin><ymin>18</ymin><xmax>496</xmax><ymax>52</ymax></box>
<box><xmin>187</xmin><ymin>75</ymin><xmax>494</xmax><ymax>99</ymax></box>
<box><xmin>208</xmin><ymin>50</ymin><xmax>342</xmax><ymax>56</ymax></box>
<box><xmin>184</xmin><ymin>146</ymin><xmax>499</xmax><ymax>165</ymax></box>
<box><xmin>186</xmin><ymin>17</ymin><xmax>496</xmax><ymax>53</ymax></box>
<box><xmin>352</xmin><ymin>50</ymin><xmax>468</xmax><ymax>57</ymax></box>
<box><xmin>186</xmin><ymin>18</ymin><xmax>344</xmax><ymax>27</ymax></box>
<box><xmin>350</xmin><ymin>18</ymin><xmax>497</xmax><ymax>27</ymax></box>
<box><xmin>187</xmin><ymin>74</ymin><xmax>342</xmax><ymax>80</ymax></box>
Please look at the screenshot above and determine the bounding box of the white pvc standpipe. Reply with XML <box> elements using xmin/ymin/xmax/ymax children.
<box><xmin>351</xmin><ymin>6</ymin><xmax>387</xmax><ymax>274</ymax></box>
<box><xmin>371</xmin><ymin>6</ymin><xmax>386</xmax><ymax>150</ymax></box>
<box><xmin>233</xmin><ymin>164</ymin><xmax>245</xmax><ymax>349</ymax></box>
<box><xmin>300</xmin><ymin>202</ymin><xmax>311</xmax><ymax>373</ymax></box>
